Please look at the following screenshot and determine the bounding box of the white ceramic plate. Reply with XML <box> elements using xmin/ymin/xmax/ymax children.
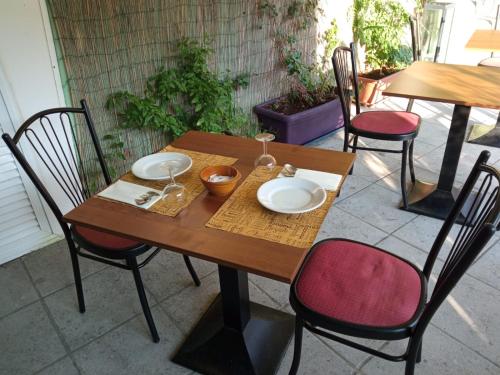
<box><xmin>131</xmin><ymin>152</ymin><xmax>192</xmax><ymax>180</ymax></box>
<box><xmin>257</xmin><ymin>177</ymin><xmax>327</xmax><ymax>214</ymax></box>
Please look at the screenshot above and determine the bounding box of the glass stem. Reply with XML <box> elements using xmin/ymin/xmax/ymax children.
<box><xmin>168</xmin><ymin>166</ymin><xmax>176</xmax><ymax>185</ymax></box>
<box><xmin>263</xmin><ymin>140</ymin><xmax>268</xmax><ymax>156</ymax></box>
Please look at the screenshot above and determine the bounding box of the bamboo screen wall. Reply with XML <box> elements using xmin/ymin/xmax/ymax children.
<box><xmin>47</xmin><ymin>0</ymin><xmax>329</xmax><ymax>180</ymax></box>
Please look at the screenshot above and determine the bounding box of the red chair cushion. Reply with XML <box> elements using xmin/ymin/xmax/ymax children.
<box><xmin>73</xmin><ymin>225</ymin><xmax>142</xmax><ymax>250</ymax></box>
<box><xmin>351</xmin><ymin>111</ymin><xmax>419</xmax><ymax>135</ymax></box>
<box><xmin>295</xmin><ymin>240</ymin><xmax>422</xmax><ymax>327</ymax></box>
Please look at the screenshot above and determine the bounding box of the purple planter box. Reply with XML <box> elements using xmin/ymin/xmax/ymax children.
<box><xmin>253</xmin><ymin>97</ymin><xmax>344</xmax><ymax>145</ymax></box>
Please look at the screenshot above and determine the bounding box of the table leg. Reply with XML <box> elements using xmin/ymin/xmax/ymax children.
<box><xmin>403</xmin><ymin>105</ymin><xmax>471</xmax><ymax>221</ymax></box>
<box><xmin>172</xmin><ymin>265</ymin><xmax>294</xmax><ymax>375</ymax></box>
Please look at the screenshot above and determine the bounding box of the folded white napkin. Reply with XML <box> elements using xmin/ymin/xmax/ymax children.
<box><xmin>278</xmin><ymin>168</ymin><xmax>342</xmax><ymax>191</ymax></box>
<box><xmin>97</xmin><ymin>180</ymin><xmax>162</xmax><ymax>209</ymax></box>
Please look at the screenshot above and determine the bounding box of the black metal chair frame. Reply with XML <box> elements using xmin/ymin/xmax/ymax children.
<box><xmin>407</xmin><ymin>14</ymin><xmax>422</xmax><ymax>113</ymax></box>
<box><xmin>288</xmin><ymin>150</ymin><xmax>500</xmax><ymax>374</ymax></box>
<box><xmin>1</xmin><ymin>99</ymin><xmax>201</xmax><ymax>343</ymax></box>
<box><xmin>332</xmin><ymin>43</ymin><xmax>421</xmax><ymax>208</ymax></box>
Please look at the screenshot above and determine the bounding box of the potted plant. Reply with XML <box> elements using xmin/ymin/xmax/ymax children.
<box><xmin>352</xmin><ymin>0</ymin><xmax>413</xmax><ymax>107</ymax></box>
<box><xmin>253</xmin><ymin>3</ymin><xmax>343</xmax><ymax>145</ymax></box>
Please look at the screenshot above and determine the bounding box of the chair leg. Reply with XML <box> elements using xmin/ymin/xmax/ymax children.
<box><xmin>349</xmin><ymin>135</ymin><xmax>358</xmax><ymax>175</ymax></box>
<box><xmin>128</xmin><ymin>257</ymin><xmax>160</xmax><ymax>343</ymax></box>
<box><xmin>183</xmin><ymin>255</ymin><xmax>201</xmax><ymax>286</ymax></box>
<box><xmin>289</xmin><ymin>318</ymin><xmax>304</xmax><ymax>375</ymax></box>
<box><xmin>406</xmin><ymin>98</ymin><xmax>415</xmax><ymax>112</ymax></box>
<box><xmin>405</xmin><ymin>337</ymin><xmax>421</xmax><ymax>375</ymax></box>
<box><xmin>401</xmin><ymin>140</ymin><xmax>409</xmax><ymax>209</ymax></box>
<box><xmin>416</xmin><ymin>340</ymin><xmax>422</xmax><ymax>363</ymax></box>
<box><xmin>409</xmin><ymin>139</ymin><xmax>416</xmax><ymax>184</ymax></box>
<box><xmin>69</xmin><ymin>244</ymin><xmax>85</xmax><ymax>313</ymax></box>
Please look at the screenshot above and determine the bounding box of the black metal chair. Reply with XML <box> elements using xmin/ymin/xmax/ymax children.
<box><xmin>332</xmin><ymin>43</ymin><xmax>421</xmax><ymax>208</ymax></box>
<box><xmin>288</xmin><ymin>150</ymin><xmax>499</xmax><ymax>375</ymax></box>
<box><xmin>1</xmin><ymin>99</ymin><xmax>201</xmax><ymax>343</ymax></box>
<box><xmin>407</xmin><ymin>15</ymin><xmax>421</xmax><ymax>112</ymax></box>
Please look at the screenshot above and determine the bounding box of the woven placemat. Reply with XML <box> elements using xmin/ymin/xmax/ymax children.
<box><xmin>206</xmin><ymin>166</ymin><xmax>337</xmax><ymax>248</ymax></box>
<box><xmin>118</xmin><ymin>145</ymin><xmax>237</xmax><ymax>217</ymax></box>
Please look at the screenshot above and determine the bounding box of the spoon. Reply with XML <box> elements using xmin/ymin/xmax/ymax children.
<box><xmin>282</xmin><ymin>163</ymin><xmax>297</xmax><ymax>177</ymax></box>
<box><xmin>135</xmin><ymin>191</ymin><xmax>160</xmax><ymax>205</ymax></box>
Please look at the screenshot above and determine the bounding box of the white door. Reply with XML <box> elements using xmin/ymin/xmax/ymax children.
<box><xmin>0</xmin><ymin>87</ymin><xmax>59</xmax><ymax>264</ymax></box>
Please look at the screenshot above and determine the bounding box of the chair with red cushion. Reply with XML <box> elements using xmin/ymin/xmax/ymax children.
<box><xmin>2</xmin><ymin>100</ymin><xmax>201</xmax><ymax>343</ymax></box>
<box><xmin>288</xmin><ymin>151</ymin><xmax>500</xmax><ymax>375</ymax></box>
<box><xmin>332</xmin><ymin>43</ymin><xmax>421</xmax><ymax>208</ymax></box>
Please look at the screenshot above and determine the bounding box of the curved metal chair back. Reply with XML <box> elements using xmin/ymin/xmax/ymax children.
<box><xmin>332</xmin><ymin>43</ymin><xmax>360</xmax><ymax>150</ymax></box>
<box><xmin>1</xmin><ymin>99</ymin><xmax>110</xmax><ymax>236</ymax></box>
<box><xmin>416</xmin><ymin>150</ymin><xmax>499</xmax><ymax>340</ymax></box>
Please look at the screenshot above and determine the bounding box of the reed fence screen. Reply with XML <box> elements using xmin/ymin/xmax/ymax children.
<box><xmin>47</xmin><ymin>0</ymin><xmax>333</xmax><ymax>182</ymax></box>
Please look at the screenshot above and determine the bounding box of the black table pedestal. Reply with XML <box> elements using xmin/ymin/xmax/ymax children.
<box><xmin>173</xmin><ymin>265</ymin><xmax>294</xmax><ymax>375</ymax></box>
<box><xmin>402</xmin><ymin>105</ymin><xmax>471</xmax><ymax>221</ymax></box>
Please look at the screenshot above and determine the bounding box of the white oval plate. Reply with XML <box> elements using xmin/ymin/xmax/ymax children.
<box><xmin>257</xmin><ymin>177</ymin><xmax>327</xmax><ymax>214</ymax></box>
<box><xmin>131</xmin><ymin>152</ymin><xmax>192</xmax><ymax>180</ymax></box>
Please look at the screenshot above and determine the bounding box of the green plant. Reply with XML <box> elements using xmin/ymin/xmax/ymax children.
<box><xmin>352</xmin><ymin>0</ymin><xmax>412</xmax><ymax>70</ymax></box>
<box><xmin>106</xmin><ymin>38</ymin><xmax>249</xmax><ymax>138</ymax></box>
<box><xmin>259</xmin><ymin>1</ymin><xmax>338</xmax><ymax>115</ymax></box>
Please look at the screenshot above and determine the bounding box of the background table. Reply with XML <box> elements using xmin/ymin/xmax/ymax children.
<box><xmin>64</xmin><ymin>131</ymin><xmax>355</xmax><ymax>375</ymax></box>
<box><xmin>384</xmin><ymin>61</ymin><xmax>500</xmax><ymax>221</ymax></box>
<box><xmin>465</xmin><ymin>29</ymin><xmax>500</xmax><ymax>147</ymax></box>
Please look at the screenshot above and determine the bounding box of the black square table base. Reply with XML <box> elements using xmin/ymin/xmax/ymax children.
<box><xmin>173</xmin><ymin>294</ymin><xmax>294</xmax><ymax>375</ymax></box>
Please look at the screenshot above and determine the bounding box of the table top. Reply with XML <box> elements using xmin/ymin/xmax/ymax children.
<box><xmin>383</xmin><ymin>61</ymin><xmax>500</xmax><ymax>109</ymax></box>
<box><xmin>465</xmin><ymin>29</ymin><xmax>500</xmax><ymax>52</ymax></box>
<box><xmin>63</xmin><ymin>131</ymin><xmax>355</xmax><ymax>283</ymax></box>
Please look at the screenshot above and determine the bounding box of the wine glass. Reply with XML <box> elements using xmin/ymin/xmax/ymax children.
<box><xmin>254</xmin><ymin>132</ymin><xmax>277</xmax><ymax>169</ymax></box>
<box><xmin>161</xmin><ymin>160</ymin><xmax>187</xmax><ymax>205</ymax></box>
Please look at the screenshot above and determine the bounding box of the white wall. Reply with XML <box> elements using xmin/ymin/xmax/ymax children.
<box><xmin>0</xmin><ymin>0</ymin><xmax>66</xmax><ymax>237</ymax></box>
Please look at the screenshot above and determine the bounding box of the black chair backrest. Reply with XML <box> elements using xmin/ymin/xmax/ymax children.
<box><xmin>409</xmin><ymin>15</ymin><xmax>421</xmax><ymax>62</ymax></box>
<box><xmin>332</xmin><ymin>43</ymin><xmax>361</xmax><ymax>140</ymax></box>
<box><xmin>417</xmin><ymin>151</ymin><xmax>499</xmax><ymax>333</ymax></box>
<box><xmin>1</xmin><ymin>99</ymin><xmax>110</xmax><ymax>234</ymax></box>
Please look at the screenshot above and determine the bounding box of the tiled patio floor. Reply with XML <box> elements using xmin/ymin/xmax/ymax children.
<box><xmin>1</xmin><ymin>97</ymin><xmax>500</xmax><ymax>374</ymax></box>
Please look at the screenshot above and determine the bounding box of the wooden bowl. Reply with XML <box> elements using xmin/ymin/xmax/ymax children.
<box><xmin>199</xmin><ymin>165</ymin><xmax>241</xmax><ymax>196</ymax></box>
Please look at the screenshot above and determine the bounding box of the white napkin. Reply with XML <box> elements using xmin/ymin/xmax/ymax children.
<box><xmin>278</xmin><ymin>168</ymin><xmax>342</xmax><ymax>191</ymax></box>
<box><xmin>97</xmin><ymin>180</ymin><xmax>162</xmax><ymax>209</ymax></box>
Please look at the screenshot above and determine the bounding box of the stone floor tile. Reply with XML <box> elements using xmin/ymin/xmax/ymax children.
<box><xmin>37</xmin><ymin>357</ymin><xmax>79</xmax><ymax>375</ymax></box>
<box><xmin>350</xmin><ymin>151</ymin><xmax>402</xmax><ymax>182</ymax></box>
<box><xmin>336</xmin><ymin>184</ymin><xmax>417</xmax><ymax>233</ymax></box>
<box><xmin>368</xmin><ymin>139</ymin><xmax>439</xmax><ymax>160</ymax></box>
<box><xmin>360</xmin><ymin>325</ymin><xmax>500</xmax><ymax>375</ymax></box>
<box><xmin>317</xmin><ymin>207</ymin><xmax>388</xmax><ymax>245</ymax></box>
<box><xmin>277</xmin><ymin>329</ymin><xmax>356</xmax><ymax>375</ymax></box>
<box><xmin>431</xmin><ymin>274</ymin><xmax>500</xmax><ymax>365</ymax></box>
<box><xmin>376</xmin><ymin>165</ymin><xmax>439</xmax><ymax>195</ymax></box>
<box><xmin>73</xmin><ymin>306</ymin><xmax>190</xmax><ymax>375</ymax></box>
<box><xmin>0</xmin><ymin>302</ymin><xmax>66</xmax><ymax>375</ymax></box>
<box><xmin>469</xmin><ymin>240</ymin><xmax>500</xmax><ymax>291</ymax></box>
<box><xmin>23</xmin><ymin>240</ymin><xmax>107</xmax><ymax>297</ymax></box>
<box><xmin>0</xmin><ymin>259</ymin><xmax>38</xmax><ymax>318</ymax></box>
<box><xmin>44</xmin><ymin>266</ymin><xmax>156</xmax><ymax>350</ymax></box>
<box><xmin>249</xmin><ymin>274</ymin><xmax>290</xmax><ymax>308</ymax></box>
<box><xmin>335</xmin><ymin>175</ymin><xmax>373</xmax><ymax>203</ymax></box>
<box><xmin>162</xmin><ymin>271</ymin><xmax>281</xmax><ymax>335</ymax></box>
<box><xmin>139</xmin><ymin>250</ymin><xmax>216</xmax><ymax>302</ymax></box>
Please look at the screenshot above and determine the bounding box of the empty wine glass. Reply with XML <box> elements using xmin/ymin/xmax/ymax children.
<box><xmin>161</xmin><ymin>160</ymin><xmax>187</xmax><ymax>205</ymax></box>
<box><xmin>254</xmin><ymin>132</ymin><xmax>277</xmax><ymax>169</ymax></box>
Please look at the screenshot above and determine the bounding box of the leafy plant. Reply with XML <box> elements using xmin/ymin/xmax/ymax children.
<box><xmin>106</xmin><ymin>38</ymin><xmax>249</xmax><ymax>138</ymax></box>
<box><xmin>259</xmin><ymin>1</ymin><xmax>338</xmax><ymax>115</ymax></box>
<box><xmin>352</xmin><ymin>0</ymin><xmax>412</xmax><ymax>71</ymax></box>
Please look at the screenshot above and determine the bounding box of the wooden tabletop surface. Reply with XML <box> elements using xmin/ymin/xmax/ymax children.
<box><xmin>63</xmin><ymin>131</ymin><xmax>355</xmax><ymax>283</ymax></box>
<box><xmin>465</xmin><ymin>29</ymin><xmax>500</xmax><ymax>52</ymax></box>
<box><xmin>383</xmin><ymin>61</ymin><xmax>500</xmax><ymax>109</ymax></box>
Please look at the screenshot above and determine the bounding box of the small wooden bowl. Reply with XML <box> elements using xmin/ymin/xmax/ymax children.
<box><xmin>199</xmin><ymin>165</ymin><xmax>241</xmax><ymax>196</ymax></box>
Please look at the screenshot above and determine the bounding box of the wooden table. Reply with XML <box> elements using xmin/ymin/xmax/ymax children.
<box><xmin>383</xmin><ymin>61</ymin><xmax>500</xmax><ymax>221</ymax></box>
<box><xmin>64</xmin><ymin>131</ymin><xmax>355</xmax><ymax>375</ymax></box>
<box><xmin>465</xmin><ymin>29</ymin><xmax>500</xmax><ymax>53</ymax></box>
<box><xmin>465</xmin><ymin>29</ymin><xmax>500</xmax><ymax>147</ymax></box>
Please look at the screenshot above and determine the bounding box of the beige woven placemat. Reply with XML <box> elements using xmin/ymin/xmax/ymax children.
<box><xmin>118</xmin><ymin>145</ymin><xmax>237</xmax><ymax>217</ymax></box>
<box><xmin>206</xmin><ymin>166</ymin><xmax>337</xmax><ymax>248</ymax></box>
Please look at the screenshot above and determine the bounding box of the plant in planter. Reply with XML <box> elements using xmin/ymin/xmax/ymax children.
<box><xmin>352</xmin><ymin>0</ymin><xmax>413</xmax><ymax>106</ymax></box>
<box><xmin>106</xmin><ymin>38</ymin><xmax>249</xmax><ymax>140</ymax></box>
<box><xmin>253</xmin><ymin>2</ymin><xmax>343</xmax><ymax>145</ymax></box>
